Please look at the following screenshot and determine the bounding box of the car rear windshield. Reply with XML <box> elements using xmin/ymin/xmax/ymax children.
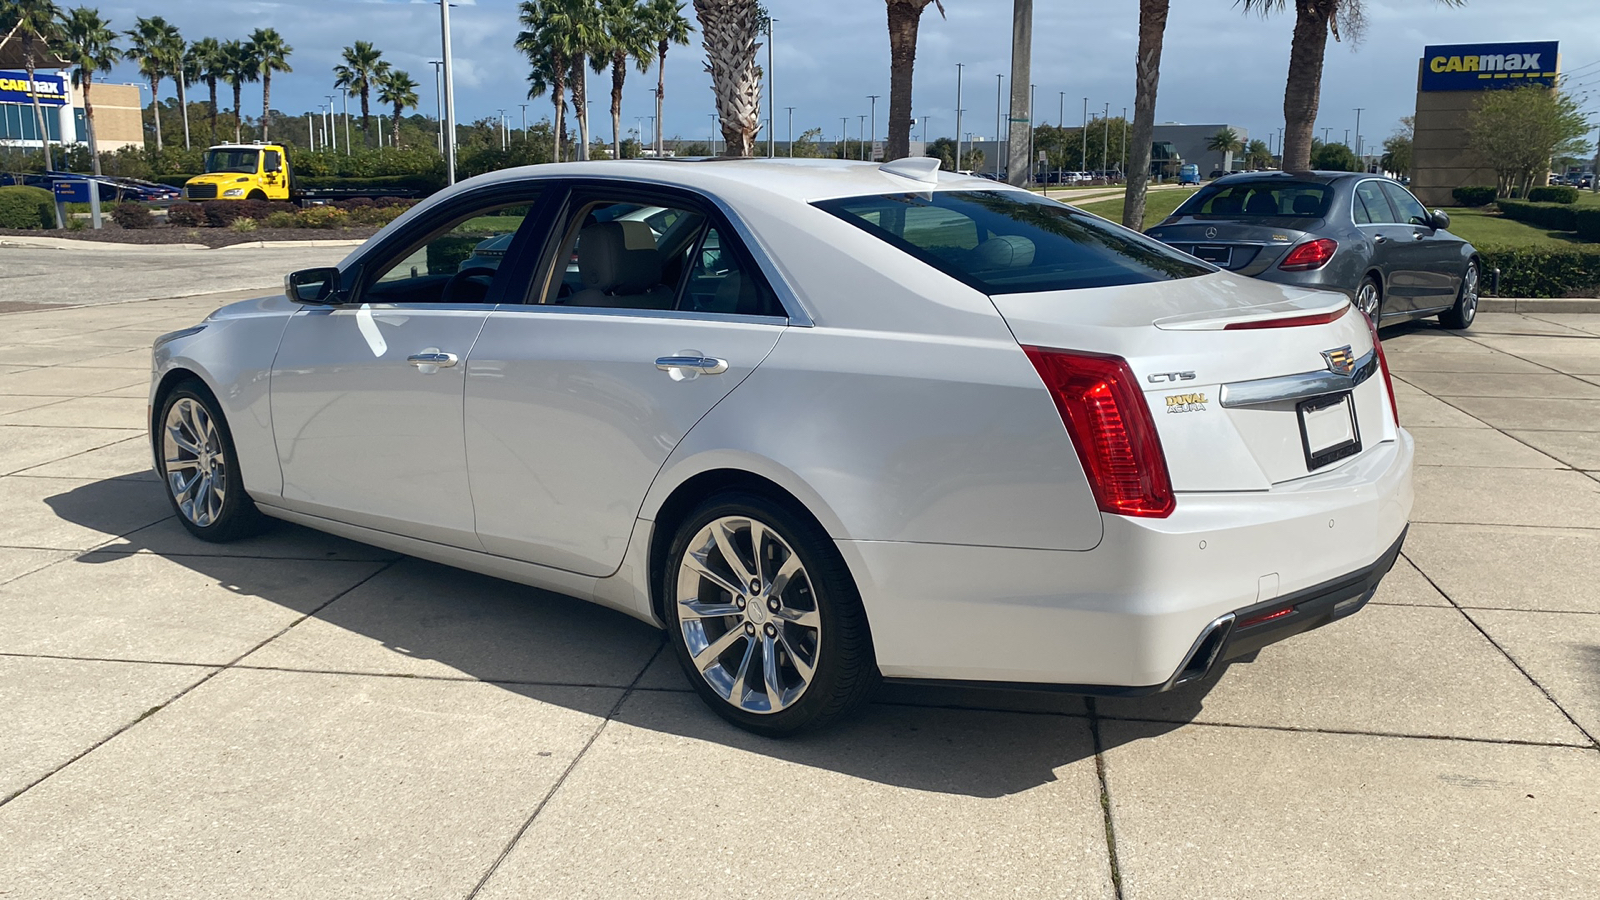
<box><xmin>814</xmin><ymin>190</ymin><xmax>1211</xmax><ymax>294</ymax></box>
<box><xmin>1175</xmin><ymin>180</ymin><xmax>1332</xmax><ymax>219</ymax></box>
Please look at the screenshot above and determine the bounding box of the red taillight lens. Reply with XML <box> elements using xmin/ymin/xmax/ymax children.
<box><xmin>1278</xmin><ymin>237</ymin><xmax>1338</xmax><ymax>271</ymax></box>
<box><xmin>1363</xmin><ymin>311</ymin><xmax>1400</xmax><ymax>425</ymax></box>
<box><xmin>1023</xmin><ymin>347</ymin><xmax>1175</xmax><ymax>518</ymax></box>
<box><xmin>1224</xmin><ymin>304</ymin><xmax>1351</xmax><ymax>330</ymax></box>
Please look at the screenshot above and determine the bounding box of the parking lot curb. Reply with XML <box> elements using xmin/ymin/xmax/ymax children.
<box><xmin>0</xmin><ymin>237</ymin><xmax>209</xmax><ymax>251</ymax></box>
<box><xmin>1481</xmin><ymin>297</ymin><xmax>1600</xmax><ymax>314</ymax></box>
<box><xmin>213</xmin><ymin>239</ymin><xmax>367</xmax><ymax>251</ymax></box>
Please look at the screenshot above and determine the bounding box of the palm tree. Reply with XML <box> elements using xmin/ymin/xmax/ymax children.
<box><xmin>219</xmin><ymin>38</ymin><xmax>258</xmax><ymax>142</ymax></box>
<box><xmin>517</xmin><ymin>3</ymin><xmax>569</xmax><ymax>161</ymax></box>
<box><xmin>640</xmin><ymin>0</ymin><xmax>691</xmax><ymax>155</ymax></box>
<box><xmin>1</xmin><ymin>0</ymin><xmax>63</xmax><ymax>169</ymax></box>
<box><xmin>190</xmin><ymin>36</ymin><xmax>223</xmax><ymax>143</ymax></box>
<box><xmin>1245</xmin><ymin>138</ymin><xmax>1273</xmax><ymax>169</ymax></box>
<box><xmin>376</xmin><ymin>69</ymin><xmax>418</xmax><ymax>149</ymax></box>
<box><xmin>57</xmin><ymin>6</ymin><xmax>117</xmax><ymax>176</ymax></box>
<box><xmin>883</xmin><ymin>0</ymin><xmax>943</xmax><ymax>162</ymax></box>
<box><xmin>1122</xmin><ymin>0</ymin><xmax>1168</xmax><ymax>230</ymax></box>
<box><xmin>693</xmin><ymin>0</ymin><xmax>762</xmax><ymax>156</ymax></box>
<box><xmin>247</xmin><ymin>28</ymin><xmax>291</xmax><ymax>142</ymax></box>
<box><xmin>599</xmin><ymin>0</ymin><xmax>652</xmax><ymax>160</ymax></box>
<box><xmin>123</xmin><ymin>15</ymin><xmax>178</xmax><ymax>152</ymax></box>
<box><xmin>1239</xmin><ymin>0</ymin><xmax>1462</xmax><ymax>171</ymax></box>
<box><xmin>1206</xmin><ymin>126</ymin><xmax>1242</xmax><ymax>172</ymax></box>
<box><xmin>333</xmin><ymin>40</ymin><xmax>389</xmax><ymax>148</ymax></box>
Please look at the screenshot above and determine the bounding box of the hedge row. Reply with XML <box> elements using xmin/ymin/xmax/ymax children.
<box><xmin>0</xmin><ymin>184</ymin><xmax>54</xmax><ymax>229</ymax></box>
<box><xmin>1478</xmin><ymin>245</ymin><xmax>1600</xmax><ymax>298</ymax></box>
<box><xmin>1495</xmin><ymin>199</ymin><xmax>1580</xmax><ymax>231</ymax></box>
<box><xmin>1578</xmin><ymin>208</ymin><xmax>1600</xmax><ymax>243</ymax></box>
<box><xmin>1451</xmin><ymin>186</ymin><xmax>1496</xmax><ymax>207</ymax></box>
<box><xmin>1526</xmin><ymin>185</ymin><xmax>1580</xmax><ymax>204</ymax></box>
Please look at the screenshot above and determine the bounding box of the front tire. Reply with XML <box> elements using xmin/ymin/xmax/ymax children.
<box><xmin>663</xmin><ymin>492</ymin><xmax>877</xmax><ymax>736</ymax></box>
<box><xmin>1439</xmin><ymin>259</ymin><xmax>1480</xmax><ymax>330</ymax></box>
<box><xmin>155</xmin><ymin>381</ymin><xmax>269</xmax><ymax>542</ymax></box>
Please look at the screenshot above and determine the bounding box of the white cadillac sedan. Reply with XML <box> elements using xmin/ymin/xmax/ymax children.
<box><xmin>149</xmin><ymin>158</ymin><xmax>1413</xmax><ymax>735</ymax></box>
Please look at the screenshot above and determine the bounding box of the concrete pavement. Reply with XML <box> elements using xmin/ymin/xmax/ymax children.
<box><xmin>0</xmin><ymin>287</ymin><xmax>1596</xmax><ymax>898</ymax></box>
<box><xmin>0</xmin><ymin>244</ymin><xmax>354</xmax><ymax>309</ymax></box>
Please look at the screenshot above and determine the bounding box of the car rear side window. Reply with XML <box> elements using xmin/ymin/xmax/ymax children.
<box><xmin>1175</xmin><ymin>180</ymin><xmax>1333</xmax><ymax>219</ymax></box>
<box><xmin>815</xmin><ymin>190</ymin><xmax>1210</xmax><ymax>294</ymax></box>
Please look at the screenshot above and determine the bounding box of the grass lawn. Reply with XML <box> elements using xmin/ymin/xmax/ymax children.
<box><xmin>1441</xmin><ymin>206</ymin><xmax>1592</xmax><ymax>249</ymax></box>
<box><xmin>459</xmin><ymin>214</ymin><xmax>525</xmax><ymax>233</ymax></box>
<box><xmin>1069</xmin><ymin>187</ymin><xmax>1203</xmax><ymax>226</ymax></box>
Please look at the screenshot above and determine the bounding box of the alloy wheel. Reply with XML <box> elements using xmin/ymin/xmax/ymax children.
<box><xmin>1356</xmin><ymin>280</ymin><xmax>1381</xmax><ymax>318</ymax></box>
<box><xmin>1460</xmin><ymin>263</ymin><xmax>1479</xmax><ymax>324</ymax></box>
<box><xmin>675</xmin><ymin>515</ymin><xmax>822</xmax><ymax>714</ymax></box>
<box><xmin>162</xmin><ymin>397</ymin><xmax>227</xmax><ymax>528</ymax></box>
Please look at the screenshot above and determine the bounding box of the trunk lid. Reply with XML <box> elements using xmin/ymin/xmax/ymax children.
<box><xmin>1143</xmin><ymin>219</ymin><xmax>1319</xmax><ymax>276</ymax></box>
<box><xmin>992</xmin><ymin>272</ymin><xmax>1395</xmax><ymax>492</ymax></box>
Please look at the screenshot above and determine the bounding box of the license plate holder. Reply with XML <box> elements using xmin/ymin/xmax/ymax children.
<box><xmin>1298</xmin><ymin>392</ymin><xmax>1361</xmax><ymax>470</ymax></box>
<box><xmin>1194</xmin><ymin>245</ymin><xmax>1232</xmax><ymax>266</ymax></box>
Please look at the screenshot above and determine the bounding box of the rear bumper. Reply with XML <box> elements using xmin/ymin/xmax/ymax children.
<box><xmin>838</xmin><ymin>430</ymin><xmax>1413</xmax><ymax>690</ymax></box>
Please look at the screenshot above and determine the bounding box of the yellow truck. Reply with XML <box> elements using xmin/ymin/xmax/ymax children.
<box><xmin>182</xmin><ymin>143</ymin><xmax>292</xmax><ymax>201</ymax></box>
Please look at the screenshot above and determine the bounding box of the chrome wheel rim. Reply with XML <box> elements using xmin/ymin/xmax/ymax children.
<box><xmin>162</xmin><ymin>397</ymin><xmax>226</xmax><ymax>528</ymax></box>
<box><xmin>1460</xmin><ymin>263</ymin><xmax>1479</xmax><ymax>324</ymax></box>
<box><xmin>676</xmin><ymin>516</ymin><xmax>821</xmax><ymax>714</ymax></box>
<box><xmin>1356</xmin><ymin>281</ymin><xmax>1381</xmax><ymax>317</ymax></box>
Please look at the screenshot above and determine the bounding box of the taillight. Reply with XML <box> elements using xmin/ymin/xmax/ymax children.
<box><xmin>1224</xmin><ymin>304</ymin><xmax>1350</xmax><ymax>330</ymax></box>
<box><xmin>1278</xmin><ymin>238</ymin><xmax>1337</xmax><ymax>271</ymax></box>
<box><xmin>1023</xmin><ymin>347</ymin><xmax>1175</xmax><ymax>518</ymax></box>
<box><xmin>1363</xmin><ymin>311</ymin><xmax>1400</xmax><ymax>425</ymax></box>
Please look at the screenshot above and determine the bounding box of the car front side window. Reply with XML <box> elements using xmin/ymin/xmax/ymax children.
<box><xmin>364</xmin><ymin>197</ymin><xmax>540</xmax><ymax>305</ymax></box>
<box><xmin>1380</xmin><ymin>182</ymin><xmax>1431</xmax><ymax>227</ymax></box>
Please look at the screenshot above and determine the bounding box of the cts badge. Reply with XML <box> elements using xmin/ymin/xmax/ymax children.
<box><xmin>1147</xmin><ymin>371</ymin><xmax>1197</xmax><ymax>384</ymax></box>
<box><xmin>1322</xmin><ymin>345</ymin><xmax>1356</xmax><ymax>376</ymax></box>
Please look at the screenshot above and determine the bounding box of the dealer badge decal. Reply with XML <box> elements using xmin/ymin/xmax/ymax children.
<box><xmin>1166</xmin><ymin>392</ymin><xmax>1208</xmax><ymax>414</ymax></box>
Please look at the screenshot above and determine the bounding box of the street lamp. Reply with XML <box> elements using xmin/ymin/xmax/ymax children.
<box><xmin>429</xmin><ymin>61</ymin><xmax>444</xmax><ymax>154</ymax></box>
<box><xmin>438</xmin><ymin>0</ymin><xmax>458</xmax><ymax>184</ymax></box>
<box><xmin>766</xmin><ymin>17</ymin><xmax>777</xmax><ymax>158</ymax></box>
<box><xmin>954</xmin><ymin>63</ymin><xmax>964</xmax><ymax>173</ymax></box>
<box><xmin>867</xmin><ymin>95</ymin><xmax>879</xmax><ymax>161</ymax></box>
<box><xmin>520</xmin><ymin>103</ymin><xmax>528</xmax><ymax>141</ymax></box>
<box><xmin>324</xmin><ymin>94</ymin><xmax>337</xmax><ymax>152</ymax></box>
<box><xmin>785</xmin><ymin>106</ymin><xmax>795</xmax><ymax>156</ymax></box>
<box><xmin>497</xmin><ymin>108</ymin><xmax>507</xmax><ymax>150</ymax></box>
<box><xmin>994</xmin><ymin>74</ymin><xmax>1003</xmax><ymax>178</ymax></box>
<box><xmin>857</xmin><ymin>114</ymin><xmax>867</xmax><ymax>160</ymax></box>
<box><xmin>1353</xmin><ymin>107</ymin><xmax>1364</xmax><ymax>159</ymax></box>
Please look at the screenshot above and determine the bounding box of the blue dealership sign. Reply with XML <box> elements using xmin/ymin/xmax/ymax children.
<box><xmin>0</xmin><ymin>70</ymin><xmax>68</xmax><ymax>106</ymax></box>
<box><xmin>1420</xmin><ymin>42</ymin><xmax>1559</xmax><ymax>92</ymax></box>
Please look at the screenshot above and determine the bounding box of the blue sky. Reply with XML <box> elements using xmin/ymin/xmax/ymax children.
<box><xmin>75</xmin><ymin>0</ymin><xmax>1600</xmax><ymax>150</ymax></box>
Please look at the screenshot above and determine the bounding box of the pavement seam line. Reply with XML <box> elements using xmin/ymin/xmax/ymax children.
<box><xmin>1390</xmin><ymin>372</ymin><xmax>1575</xmax><ymax>472</ymax></box>
<box><xmin>1402</xmin><ymin>550</ymin><xmax>1600</xmax><ymax>750</ymax></box>
<box><xmin>1085</xmin><ymin>698</ymin><xmax>1125</xmax><ymax>900</ymax></box>
<box><xmin>0</xmin><ymin>558</ymin><xmax>399</xmax><ymax>808</ymax></box>
<box><xmin>1092</xmin><ymin>712</ymin><xmax>1596</xmax><ymax>751</ymax></box>
<box><xmin>464</xmin><ymin>638</ymin><xmax>667</xmax><ymax>900</ymax></box>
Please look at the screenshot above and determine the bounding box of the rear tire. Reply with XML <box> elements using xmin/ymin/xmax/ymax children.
<box><xmin>1439</xmin><ymin>259</ymin><xmax>1479</xmax><ymax>330</ymax></box>
<box><xmin>663</xmin><ymin>491</ymin><xmax>877</xmax><ymax>736</ymax></box>
<box><xmin>155</xmin><ymin>381</ymin><xmax>269</xmax><ymax>543</ymax></box>
<box><xmin>1355</xmin><ymin>275</ymin><xmax>1384</xmax><ymax>321</ymax></box>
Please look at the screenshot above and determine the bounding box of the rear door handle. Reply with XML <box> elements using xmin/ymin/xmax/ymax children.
<box><xmin>656</xmin><ymin>355</ymin><xmax>728</xmax><ymax>375</ymax></box>
<box><xmin>1373</xmin><ymin>234</ymin><xmax>1388</xmax><ymax>244</ymax></box>
<box><xmin>408</xmin><ymin>350</ymin><xmax>459</xmax><ymax>369</ymax></box>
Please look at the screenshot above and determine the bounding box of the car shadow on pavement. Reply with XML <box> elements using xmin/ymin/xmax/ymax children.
<box><xmin>44</xmin><ymin>476</ymin><xmax>1227</xmax><ymax>798</ymax></box>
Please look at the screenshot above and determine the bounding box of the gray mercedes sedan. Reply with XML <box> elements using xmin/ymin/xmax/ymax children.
<box><xmin>1144</xmin><ymin>171</ymin><xmax>1480</xmax><ymax>330</ymax></box>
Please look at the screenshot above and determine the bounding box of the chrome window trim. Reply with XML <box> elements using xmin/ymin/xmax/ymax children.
<box><xmin>486</xmin><ymin>303</ymin><xmax>788</xmax><ymax>328</ymax></box>
<box><xmin>1219</xmin><ymin>350</ymin><xmax>1378</xmax><ymax>408</ymax></box>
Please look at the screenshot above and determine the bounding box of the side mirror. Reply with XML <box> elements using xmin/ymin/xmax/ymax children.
<box><xmin>285</xmin><ymin>267</ymin><xmax>343</xmax><ymax>304</ymax></box>
<box><xmin>1429</xmin><ymin>209</ymin><xmax>1451</xmax><ymax>231</ymax></box>
<box><xmin>264</xmin><ymin>155</ymin><xmax>282</xmax><ymax>173</ymax></box>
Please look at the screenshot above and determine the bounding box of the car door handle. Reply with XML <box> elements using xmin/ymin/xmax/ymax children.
<box><xmin>407</xmin><ymin>351</ymin><xmax>459</xmax><ymax>368</ymax></box>
<box><xmin>1413</xmin><ymin>232</ymin><xmax>1426</xmax><ymax>241</ymax></box>
<box><xmin>656</xmin><ymin>355</ymin><xmax>728</xmax><ymax>375</ymax></box>
<box><xmin>1373</xmin><ymin>234</ymin><xmax>1388</xmax><ymax>244</ymax></box>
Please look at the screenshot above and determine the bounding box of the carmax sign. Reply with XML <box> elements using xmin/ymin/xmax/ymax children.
<box><xmin>1420</xmin><ymin>41</ymin><xmax>1558</xmax><ymax>91</ymax></box>
<box><xmin>0</xmin><ymin>70</ymin><xmax>67</xmax><ymax>106</ymax></box>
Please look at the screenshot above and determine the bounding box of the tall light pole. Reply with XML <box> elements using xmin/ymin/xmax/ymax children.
<box><xmin>994</xmin><ymin>73</ymin><xmax>1003</xmax><ymax>178</ymax></box>
<box><xmin>1028</xmin><ymin>83</ymin><xmax>1036</xmax><ymax>184</ymax></box>
<box><xmin>342</xmin><ymin>90</ymin><xmax>352</xmax><ymax>154</ymax></box>
<box><xmin>1058</xmin><ymin>91</ymin><xmax>1064</xmax><ymax>128</ymax></box>
<box><xmin>867</xmin><ymin>94</ymin><xmax>879</xmax><ymax>161</ymax></box>
<box><xmin>429</xmin><ymin>60</ymin><xmax>444</xmax><ymax>154</ymax></box>
<box><xmin>439</xmin><ymin>0</ymin><xmax>458</xmax><ymax>184</ymax></box>
<box><xmin>840</xmin><ymin>116</ymin><xmax>849</xmax><ymax>159</ymax></box>
<box><xmin>857</xmin><ymin>114</ymin><xmax>867</xmax><ymax>160</ymax></box>
<box><xmin>785</xmin><ymin>106</ymin><xmax>795</xmax><ymax>156</ymax></box>
<box><xmin>766</xmin><ymin>17</ymin><xmax>776</xmax><ymax>158</ymax></box>
<box><xmin>1121</xmin><ymin>106</ymin><xmax>1128</xmax><ymax>174</ymax></box>
<box><xmin>1102</xmin><ymin>101</ymin><xmax>1109</xmax><ymax>173</ymax></box>
<box><xmin>1322</xmin><ymin>126</ymin><xmax>1331</xmax><ymax>144</ymax></box>
<box><xmin>520</xmin><ymin>103</ymin><xmax>528</xmax><ymax>141</ymax></box>
<box><xmin>324</xmin><ymin>94</ymin><xmax>337</xmax><ymax>152</ymax></box>
<box><xmin>954</xmin><ymin>63</ymin><xmax>964</xmax><ymax>172</ymax></box>
<box><xmin>497</xmin><ymin>108</ymin><xmax>507</xmax><ymax>150</ymax></box>
<box><xmin>1081</xmin><ymin>97</ymin><xmax>1087</xmax><ymax>174</ymax></box>
<box><xmin>307</xmin><ymin>112</ymin><xmax>316</xmax><ymax>151</ymax></box>
<box><xmin>1353</xmin><ymin>107</ymin><xmax>1364</xmax><ymax>160</ymax></box>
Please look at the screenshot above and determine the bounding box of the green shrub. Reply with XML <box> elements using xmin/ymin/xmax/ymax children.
<box><xmin>1576</xmin><ymin>208</ymin><xmax>1600</xmax><ymax>243</ymax></box>
<box><xmin>1451</xmin><ymin>186</ymin><xmax>1497</xmax><ymax>207</ymax></box>
<box><xmin>263</xmin><ymin>210</ymin><xmax>297</xmax><ymax>228</ymax></box>
<box><xmin>1477</xmin><ymin>245</ymin><xmax>1600</xmax><ymax>298</ymax></box>
<box><xmin>0</xmin><ymin>185</ymin><xmax>55</xmax><ymax>229</ymax></box>
<box><xmin>110</xmin><ymin>202</ymin><xmax>152</xmax><ymax>229</ymax></box>
<box><xmin>1527</xmin><ymin>185</ymin><xmax>1579</xmax><ymax>204</ymax></box>
<box><xmin>294</xmin><ymin>206</ymin><xmax>348</xmax><ymax>229</ymax></box>
<box><xmin>167</xmin><ymin>202</ymin><xmax>205</xmax><ymax>227</ymax></box>
<box><xmin>346</xmin><ymin>204</ymin><xmax>409</xmax><ymax>226</ymax></box>
<box><xmin>202</xmin><ymin>201</ymin><xmax>245</xmax><ymax>227</ymax></box>
<box><xmin>230</xmin><ymin>217</ymin><xmax>259</xmax><ymax>233</ymax></box>
<box><xmin>1495</xmin><ymin>199</ymin><xmax>1579</xmax><ymax>232</ymax></box>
